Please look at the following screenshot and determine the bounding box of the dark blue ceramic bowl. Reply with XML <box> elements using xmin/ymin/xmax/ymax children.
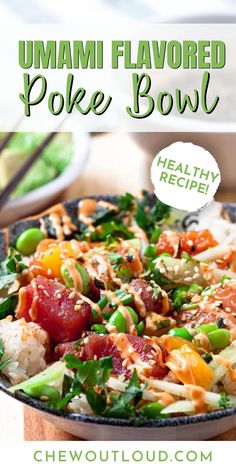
<box><xmin>0</xmin><ymin>196</ymin><xmax>236</xmax><ymax>440</ymax></box>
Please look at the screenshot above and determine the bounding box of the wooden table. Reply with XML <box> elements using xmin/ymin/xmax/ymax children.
<box><xmin>24</xmin><ymin>132</ymin><xmax>236</xmax><ymax>440</ymax></box>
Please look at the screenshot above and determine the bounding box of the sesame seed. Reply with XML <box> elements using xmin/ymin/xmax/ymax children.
<box><xmin>193</xmin><ymin>273</ymin><xmax>201</xmax><ymax>280</ymax></box>
<box><xmin>184</xmin><ymin>277</ymin><xmax>193</xmax><ymax>283</ymax></box>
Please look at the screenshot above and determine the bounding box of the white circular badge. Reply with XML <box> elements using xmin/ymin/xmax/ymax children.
<box><xmin>151</xmin><ymin>141</ymin><xmax>221</xmax><ymax>212</ymax></box>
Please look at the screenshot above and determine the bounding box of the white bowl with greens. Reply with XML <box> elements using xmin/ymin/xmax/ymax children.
<box><xmin>0</xmin><ymin>132</ymin><xmax>90</xmax><ymax>227</ymax></box>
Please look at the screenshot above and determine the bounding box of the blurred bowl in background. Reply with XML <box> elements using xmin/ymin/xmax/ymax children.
<box><xmin>0</xmin><ymin>132</ymin><xmax>90</xmax><ymax>227</ymax></box>
<box><xmin>132</xmin><ymin>132</ymin><xmax>236</xmax><ymax>191</ymax></box>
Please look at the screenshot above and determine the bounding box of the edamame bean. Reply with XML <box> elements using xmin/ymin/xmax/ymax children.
<box><xmin>60</xmin><ymin>265</ymin><xmax>73</xmax><ymax>288</ymax></box>
<box><xmin>126</xmin><ymin>307</ymin><xmax>139</xmax><ymax>325</ymax></box>
<box><xmin>144</xmin><ymin>244</ymin><xmax>157</xmax><ymax>258</ymax></box>
<box><xmin>207</xmin><ymin>329</ymin><xmax>230</xmax><ymax>350</ymax></box>
<box><xmin>60</xmin><ymin>262</ymin><xmax>90</xmax><ymax>295</ymax></box>
<box><xmin>108</xmin><ymin>307</ymin><xmax>139</xmax><ymax>333</ymax></box>
<box><xmin>16</xmin><ymin>228</ymin><xmax>45</xmax><ymax>255</ymax></box>
<box><xmin>138</xmin><ymin>402</ymin><xmax>168</xmax><ymax>418</ymax></box>
<box><xmin>168</xmin><ymin>327</ymin><xmax>193</xmax><ymax>342</ymax></box>
<box><xmin>75</xmin><ymin>263</ymin><xmax>90</xmax><ymax>294</ymax></box>
<box><xmin>197</xmin><ymin>324</ymin><xmax>218</xmax><ymax>334</ymax></box>
<box><xmin>108</xmin><ymin>310</ymin><xmax>127</xmax><ymax>332</ymax></box>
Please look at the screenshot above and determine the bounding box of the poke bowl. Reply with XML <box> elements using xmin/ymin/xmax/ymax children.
<box><xmin>0</xmin><ymin>192</ymin><xmax>236</xmax><ymax>440</ymax></box>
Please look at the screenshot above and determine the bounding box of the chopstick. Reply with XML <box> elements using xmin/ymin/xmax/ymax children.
<box><xmin>0</xmin><ymin>125</ymin><xmax>64</xmax><ymax>211</ymax></box>
<box><xmin>0</xmin><ymin>132</ymin><xmax>16</xmax><ymax>153</ymax></box>
<box><xmin>0</xmin><ymin>117</ymin><xmax>23</xmax><ymax>153</ymax></box>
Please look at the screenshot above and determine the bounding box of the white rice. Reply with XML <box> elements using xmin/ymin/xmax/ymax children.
<box><xmin>0</xmin><ymin>316</ymin><xmax>49</xmax><ymax>385</ymax></box>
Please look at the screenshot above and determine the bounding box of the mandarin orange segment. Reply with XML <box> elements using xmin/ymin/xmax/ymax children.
<box><xmin>166</xmin><ymin>344</ymin><xmax>214</xmax><ymax>390</ymax></box>
<box><xmin>160</xmin><ymin>335</ymin><xmax>197</xmax><ymax>352</ymax></box>
<box><xmin>34</xmin><ymin>240</ymin><xmax>81</xmax><ymax>279</ymax></box>
<box><xmin>39</xmin><ymin>244</ymin><xmax>64</xmax><ymax>279</ymax></box>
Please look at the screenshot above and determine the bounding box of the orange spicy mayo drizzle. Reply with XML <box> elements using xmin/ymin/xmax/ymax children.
<box><xmin>189</xmin><ymin>385</ymin><xmax>208</xmax><ymax>415</ymax></box>
<box><xmin>79</xmin><ymin>293</ymin><xmax>102</xmax><ymax>319</ymax></box>
<box><xmin>84</xmin><ymin>254</ymin><xmax>117</xmax><ymax>289</ymax></box>
<box><xmin>16</xmin><ymin>286</ymin><xmax>27</xmax><ymax>316</ymax></box>
<box><xmin>106</xmin><ymin>306</ymin><xmax>137</xmax><ymax>336</ymax></box>
<box><xmin>63</xmin><ymin>259</ymin><xmax>83</xmax><ymax>293</ymax></box>
<box><xmin>213</xmin><ymin>355</ymin><xmax>236</xmax><ymax>382</ymax></box>
<box><xmin>122</xmin><ymin>283</ymin><xmax>147</xmax><ymax>318</ymax></box>
<box><xmin>110</xmin><ymin>333</ymin><xmax>152</xmax><ymax>377</ymax></box>
<box><xmin>78</xmin><ymin>199</ymin><xmax>97</xmax><ymax>226</ymax></box>
<box><xmin>29</xmin><ymin>294</ymin><xmax>39</xmax><ymax>322</ymax></box>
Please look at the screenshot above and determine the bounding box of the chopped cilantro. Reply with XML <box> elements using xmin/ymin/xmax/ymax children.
<box><xmin>118</xmin><ymin>193</ymin><xmax>134</xmax><ymax>211</ymax></box>
<box><xmin>152</xmin><ymin>285</ymin><xmax>160</xmax><ymax>299</ymax></box>
<box><xmin>134</xmin><ymin>197</ymin><xmax>169</xmax><ymax>237</ymax></box>
<box><xmin>105</xmin><ymin>370</ymin><xmax>145</xmax><ymax>419</ymax></box>
<box><xmin>0</xmin><ymin>295</ymin><xmax>18</xmax><ymax>320</ymax></box>
<box><xmin>47</xmin><ymin>355</ymin><xmax>113</xmax><ymax>412</ymax></box>
<box><xmin>150</xmin><ymin>199</ymin><xmax>170</xmax><ymax>223</ymax></box>
<box><xmin>64</xmin><ymin>354</ymin><xmax>112</xmax><ymax>387</ymax></box>
<box><xmin>90</xmin><ymin>221</ymin><xmax>133</xmax><ymax>242</ymax></box>
<box><xmin>150</xmin><ymin>226</ymin><xmax>162</xmax><ymax>244</ymax></box>
<box><xmin>218</xmin><ymin>392</ymin><xmax>231</xmax><ymax>409</ymax></box>
<box><xmin>90</xmin><ymin>207</ymin><xmax>118</xmax><ymax>227</ymax></box>
<box><xmin>0</xmin><ymin>248</ymin><xmax>28</xmax><ymax>291</ymax></box>
<box><xmin>72</xmin><ymin>338</ymin><xmax>87</xmax><ymax>349</ymax></box>
<box><xmin>143</xmin><ymin>267</ymin><xmax>169</xmax><ymax>287</ymax></box>
<box><xmin>86</xmin><ymin>387</ymin><xmax>107</xmax><ymax>415</ymax></box>
<box><xmin>46</xmin><ymin>354</ymin><xmax>145</xmax><ymax>419</ymax></box>
<box><xmin>108</xmin><ymin>252</ymin><xmax>123</xmax><ymax>269</ymax></box>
